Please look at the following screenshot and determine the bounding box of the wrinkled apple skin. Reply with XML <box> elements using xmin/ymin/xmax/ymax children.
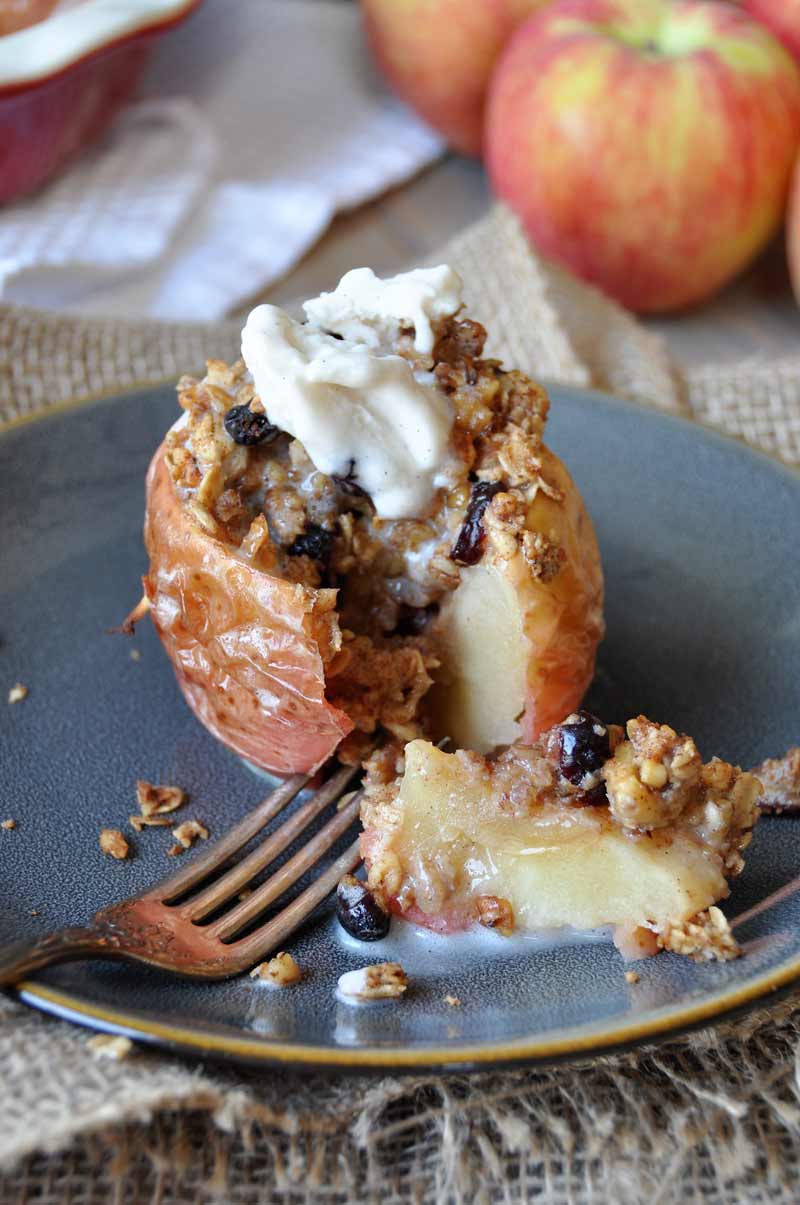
<box><xmin>486</xmin><ymin>0</ymin><xmax>800</xmax><ymax>313</ymax></box>
<box><xmin>144</xmin><ymin>447</ymin><xmax>353</xmax><ymax>777</ymax></box>
<box><xmin>361</xmin><ymin>0</ymin><xmax>546</xmax><ymax>154</ymax></box>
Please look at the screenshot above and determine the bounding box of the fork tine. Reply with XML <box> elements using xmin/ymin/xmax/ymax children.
<box><xmin>179</xmin><ymin>764</ymin><xmax>359</xmax><ymax>921</ymax></box>
<box><xmin>232</xmin><ymin>837</ymin><xmax>364</xmax><ymax>966</ymax></box>
<box><xmin>151</xmin><ymin>771</ymin><xmax>310</xmax><ymax>903</ymax></box>
<box><xmin>208</xmin><ymin>790</ymin><xmax>363</xmax><ymax>941</ymax></box>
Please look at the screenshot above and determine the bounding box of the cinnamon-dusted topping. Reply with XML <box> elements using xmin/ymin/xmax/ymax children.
<box><xmin>337</xmin><ymin>962</ymin><xmax>408</xmax><ymax>1001</ymax></box>
<box><xmin>8</xmin><ymin>683</ymin><xmax>27</xmax><ymax>704</ymax></box>
<box><xmin>603</xmin><ymin>718</ymin><xmax>703</xmax><ymax>830</ymax></box>
<box><xmin>658</xmin><ymin>906</ymin><xmax>740</xmax><ymax>962</ymax></box>
<box><xmin>99</xmin><ymin>829</ymin><xmax>129</xmax><ymax>860</ymax></box>
<box><xmin>250</xmin><ymin>951</ymin><xmax>302</xmax><ymax>987</ymax></box>
<box><xmin>753</xmin><ymin>747</ymin><xmax>800</xmax><ymax>814</ymax></box>
<box><xmin>476</xmin><ymin>895</ymin><xmax>515</xmax><ymax>937</ymax></box>
<box><xmin>171</xmin><ymin>820</ymin><xmax>209</xmax><ymax>849</ymax></box>
<box><xmin>136</xmin><ymin>781</ymin><xmax>186</xmax><ymax>817</ymax></box>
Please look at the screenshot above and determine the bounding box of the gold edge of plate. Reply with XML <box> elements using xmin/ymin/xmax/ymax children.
<box><xmin>16</xmin><ymin>953</ymin><xmax>800</xmax><ymax>1069</ymax></box>
<box><xmin>0</xmin><ymin>376</ymin><xmax>180</xmax><ymax>435</ymax></box>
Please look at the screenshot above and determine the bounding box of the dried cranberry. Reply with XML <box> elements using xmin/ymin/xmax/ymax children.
<box><xmin>558</xmin><ymin>710</ymin><xmax>611</xmax><ymax>787</ymax></box>
<box><xmin>449</xmin><ymin>480</ymin><xmax>505</xmax><ymax>566</ymax></box>
<box><xmin>574</xmin><ymin>781</ymin><xmax>609</xmax><ymax>808</ymax></box>
<box><xmin>287</xmin><ymin>524</ymin><xmax>333</xmax><ymax>566</ymax></box>
<box><xmin>336</xmin><ymin>874</ymin><xmax>390</xmax><ymax>941</ymax></box>
<box><xmin>224</xmin><ymin>404</ymin><xmax>279</xmax><ymax>446</ymax></box>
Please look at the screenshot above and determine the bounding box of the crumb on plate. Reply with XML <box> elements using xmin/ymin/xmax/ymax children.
<box><xmin>129</xmin><ymin>649</ymin><xmax>142</xmax><ymax>662</ymax></box>
<box><xmin>8</xmin><ymin>683</ymin><xmax>27</xmax><ymax>704</ymax></box>
<box><xmin>171</xmin><ymin>819</ymin><xmax>209</xmax><ymax>849</ymax></box>
<box><xmin>658</xmin><ymin>906</ymin><xmax>740</xmax><ymax>962</ymax></box>
<box><xmin>136</xmin><ymin>780</ymin><xmax>186</xmax><ymax>817</ymax></box>
<box><xmin>99</xmin><ymin>828</ymin><xmax>130</xmax><ymax>860</ymax></box>
<box><xmin>624</xmin><ymin>971</ymin><xmax>640</xmax><ymax>985</ymax></box>
<box><xmin>129</xmin><ymin>814</ymin><xmax>173</xmax><ymax>832</ymax></box>
<box><xmin>1</xmin><ymin>818</ymin><xmax>16</xmax><ymax>830</ymax></box>
<box><xmin>444</xmin><ymin>994</ymin><xmax>461</xmax><ymax>1007</ymax></box>
<box><xmin>337</xmin><ymin>962</ymin><xmax>408</xmax><ymax>1001</ymax></box>
<box><xmin>250</xmin><ymin>951</ymin><xmax>302</xmax><ymax>987</ymax></box>
<box><xmin>88</xmin><ymin>1034</ymin><xmax>133</xmax><ymax>1061</ymax></box>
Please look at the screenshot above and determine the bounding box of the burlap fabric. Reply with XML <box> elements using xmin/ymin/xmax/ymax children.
<box><xmin>1</xmin><ymin>206</ymin><xmax>799</xmax><ymax>1203</ymax></box>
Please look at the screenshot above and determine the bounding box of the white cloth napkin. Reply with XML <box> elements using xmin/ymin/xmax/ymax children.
<box><xmin>0</xmin><ymin>0</ymin><xmax>444</xmax><ymax>320</ymax></box>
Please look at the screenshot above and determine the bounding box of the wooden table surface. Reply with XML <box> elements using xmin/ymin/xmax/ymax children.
<box><xmin>267</xmin><ymin>154</ymin><xmax>799</xmax><ymax>370</ymax></box>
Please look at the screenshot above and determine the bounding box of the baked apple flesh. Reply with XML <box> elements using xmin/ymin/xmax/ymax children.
<box><xmin>143</xmin><ymin>265</ymin><xmax>602</xmax><ymax>775</ymax></box>
<box><xmin>361</xmin><ymin>714</ymin><xmax>761</xmax><ymax>961</ymax></box>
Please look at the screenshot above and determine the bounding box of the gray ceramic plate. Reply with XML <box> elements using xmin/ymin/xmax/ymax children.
<box><xmin>1</xmin><ymin>384</ymin><xmax>799</xmax><ymax>1072</ymax></box>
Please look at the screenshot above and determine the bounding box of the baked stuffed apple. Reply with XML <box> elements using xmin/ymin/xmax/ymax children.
<box><xmin>360</xmin><ymin>712</ymin><xmax>762</xmax><ymax>960</ymax></box>
<box><xmin>142</xmin><ymin>266</ymin><xmax>603</xmax><ymax>775</ymax></box>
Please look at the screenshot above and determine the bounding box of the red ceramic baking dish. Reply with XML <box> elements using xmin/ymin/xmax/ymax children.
<box><xmin>0</xmin><ymin>0</ymin><xmax>202</xmax><ymax>204</ymax></box>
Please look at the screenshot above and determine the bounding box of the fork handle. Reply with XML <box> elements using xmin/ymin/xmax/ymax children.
<box><xmin>0</xmin><ymin>927</ymin><xmax>108</xmax><ymax>986</ymax></box>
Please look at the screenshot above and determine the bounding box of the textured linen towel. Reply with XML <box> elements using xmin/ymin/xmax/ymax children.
<box><xmin>0</xmin><ymin>0</ymin><xmax>444</xmax><ymax>321</ymax></box>
<box><xmin>2</xmin><ymin>206</ymin><xmax>800</xmax><ymax>1203</ymax></box>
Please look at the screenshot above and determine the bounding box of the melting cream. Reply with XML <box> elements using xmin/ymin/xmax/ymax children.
<box><xmin>240</xmin><ymin>266</ymin><xmax>464</xmax><ymax>520</ymax></box>
<box><xmin>303</xmin><ymin>264</ymin><xmax>463</xmax><ymax>356</ymax></box>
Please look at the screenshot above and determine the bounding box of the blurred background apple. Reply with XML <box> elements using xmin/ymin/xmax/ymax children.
<box><xmin>485</xmin><ymin>0</ymin><xmax>800</xmax><ymax>313</ymax></box>
<box><xmin>743</xmin><ymin>0</ymin><xmax>800</xmax><ymax>61</ymax></box>
<box><xmin>360</xmin><ymin>0</ymin><xmax>548</xmax><ymax>154</ymax></box>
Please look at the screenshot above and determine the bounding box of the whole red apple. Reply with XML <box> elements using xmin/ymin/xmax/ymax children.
<box><xmin>361</xmin><ymin>0</ymin><xmax>548</xmax><ymax>155</ymax></box>
<box><xmin>786</xmin><ymin>149</ymin><xmax>800</xmax><ymax>301</ymax></box>
<box><xmin>486</xmin><ymin>0</ymin><xmax>800</xmax><ymax>312</ymax></box>
<box><xmin>743</xmin><ymin>1</ymin><xmax>800</xmax><ymax>62</ymax></box>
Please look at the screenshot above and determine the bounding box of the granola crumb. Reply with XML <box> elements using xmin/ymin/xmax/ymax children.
<box><xmin>136</xmin><ymin>781</ymin><xmax>186</xmax><ymax>817</ymax></box>
<box><xmin>476</xmin><ymin>895</ymin><xmax>515</xmax><ymax>937</ymax></box>
<box><xmin>444</xmin><ymin>994</ymin><xmax>461</xmax><ymax>1007</ymax></box>
<box><xmin>99</xmin><ymin>828</ymin><xmax>130</xmax><ymax>860</ymax></box>
<box><xmin>171</xmin><ymin>819</ymin><xmax>209</xmax><ymax>849</ymax></box>
<box><xmin>250</xmin><ymin>951</ymin><xmax>302</xmax><ymax>987</ymax></box>
<box><xmin>624</xmin><ymin>971</ymin><xmax>640</xmax><ymax>985</ymax></box>
<box><xmin>753</xmin><ymin>747</ymin><xmax>800</xmax><ymax>815</ymax></box>
<box><xmin>337</xmin><ymin>962</ymin><xmax>408</xmax><ymax>1002</ymax></box>
<box><xmin>8</xmin><ymin>683</ymin><xmax>27</xmax><ymax>704</ymax></box>
<box><xmin>166</xmin><ymin>843</ymin><xmax>185</xmax><ymax>857</ymax></box>
<box><xmin>87</xmin><ymin>1034</ymin><xmax>133</xmax><ymax>1061</ymax></box>
<box><xmin>29</xmin><ymin>909</ymin><xmax>40</xmax><ymax>917</ymax></box>
<box><xmin>129</xmin><ymin>649</ymin><xmax>142</xmax><ymax>662</ymax></box>
<box><xmin>658</xmin><ymin>906</ymin><xmax>740</xmax><ymax>962</ymax></box>
<box><xmin>1</xmin><ymin>819</ymin><xmax>16</xmax><ymax>830</ymax></box>
<box><xmin>129</xmin><ymin>814</ymin><xmax>173</xmax><ymax>832</ymax></box>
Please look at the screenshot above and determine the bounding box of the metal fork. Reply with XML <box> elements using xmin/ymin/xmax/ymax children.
<box><xmin>0</xmin><ymin>762</ymin><xmax>363</xmax><ymax>985</ymax></box>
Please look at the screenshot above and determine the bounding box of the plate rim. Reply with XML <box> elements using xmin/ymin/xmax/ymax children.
<box><xmin>4</xmin><ymin>380</ymin><xmax>800</xmax><ymax>1072</ymax></box>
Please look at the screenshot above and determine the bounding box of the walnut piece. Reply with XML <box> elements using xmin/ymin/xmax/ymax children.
<box><xmin>171</xmin><ymin>819</ymin><xmax>210</xmax><ymax>849</ymax></box>
<box><xmin>99</xmin><ymin>829</ymin><xmax>130</xmax><ymax>860</ymax></box>
<box><xmin>136</xmin><ymin>781</ymin><xmax>186</xmax><ymax>817</ymax></box>
<box><xmin>477</xmin><ymin>895</ymin><xmax>515</xmax><ymax>937</ymax></box>
<box><xmin>8</xmin><ymin>683</ymin><xmax>27</xmax><ymax>704</ymax></box>
<box><xmin>250</xmin><ymin>952</ymin><xmax>302</xmax><ymax>987</ymax></box>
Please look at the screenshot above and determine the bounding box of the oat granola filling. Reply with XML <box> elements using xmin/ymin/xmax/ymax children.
<box><xmin>158</xmin><ymin>312</ymin><xmax>564</xmax><ymax>759</ymax></box>
<box><xmin>360</xmin><ymin>714</ymin><xmax>761</xmax><ymax>960</ymax></box>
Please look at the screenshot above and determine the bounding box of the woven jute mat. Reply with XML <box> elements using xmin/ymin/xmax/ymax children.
<box><xmin>1</xmin><ymin>206</ymin><xmax>799</xmax><ymax>1204</ymax></box>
